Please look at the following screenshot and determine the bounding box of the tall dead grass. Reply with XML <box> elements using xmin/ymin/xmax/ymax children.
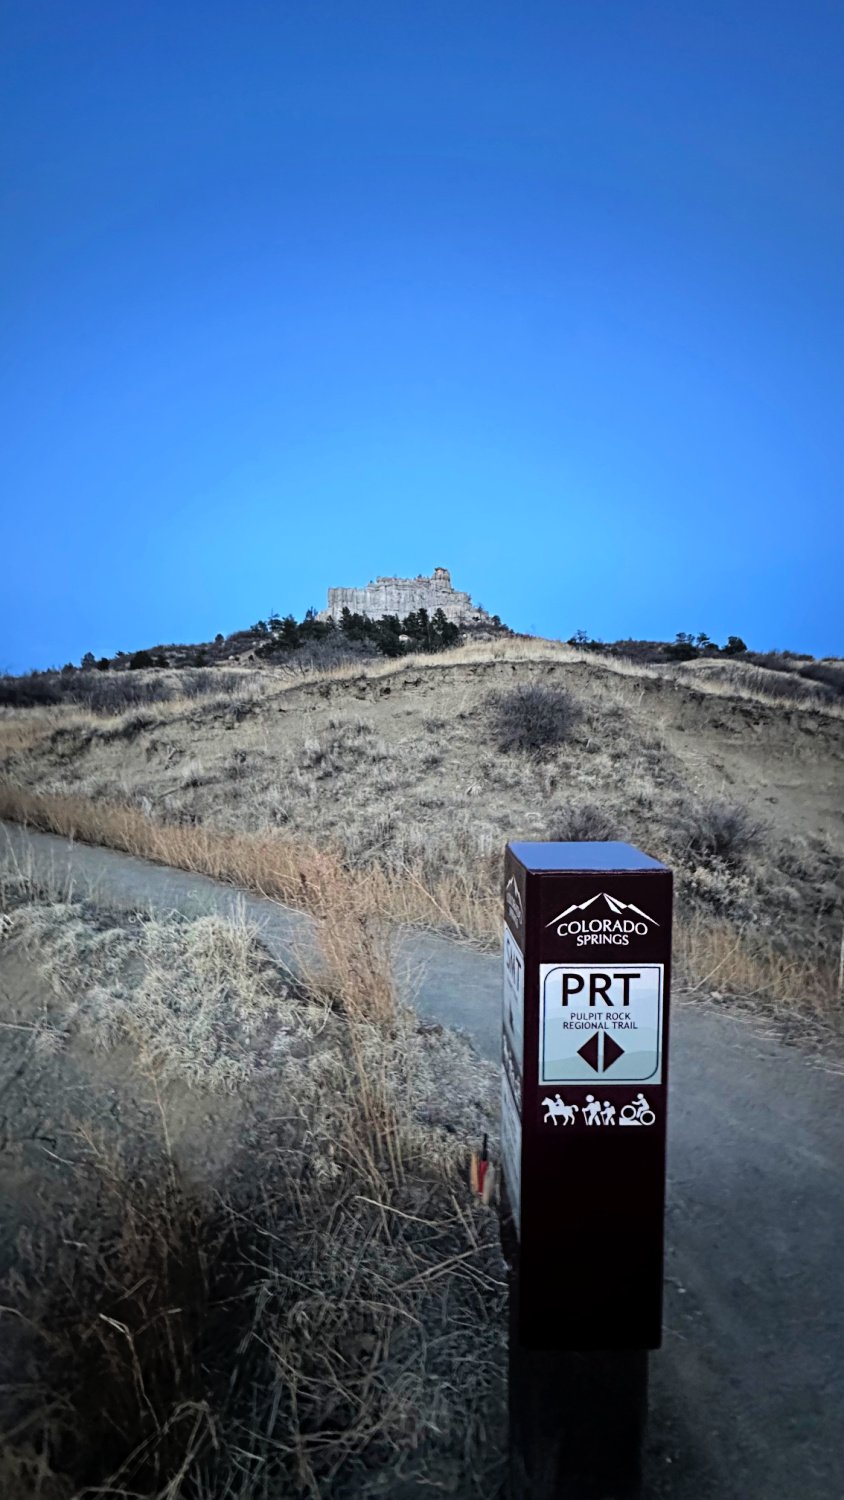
<box><xmin>673</xmin><ymin>658</ymin><xmax>844</xmax><ymax>717</ymax></box>
<box><xmin>0</xmin><ymin>785</ymin><xmax>497</xmax><ymax>941</ymax></box>
<box><xmin>0</xmin><ymin>884</ymin><xmax>505</xmax><ymax>1498</ymax></box>
<box><xmin>0</xmin><ymin>708</ymin><xmax>99</xmax><ymax>758</ymax></box>
<box><xmin>674</xmin><ymin>912</ymin><xmax>839</xmax><ymax>1022</ymax></box>
<box><xmin>1</xmin><ymin>783</ymin><xmax>838</xmax><ymax>1021</ymax></box>
<box><xmin>2</xmin><ymin>1133</ymin><xmax>505</xmax><ymax>1499</ymax></box>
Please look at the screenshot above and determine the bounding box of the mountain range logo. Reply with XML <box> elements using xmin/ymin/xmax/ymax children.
<box><xmin>546</xmin><ymin>892</ymin><xmax>659</xmax><ymax>930</ymax></box>
<box><xmin>505</xmin><ymin>875</ymin><xmax>524</xmax><ymax>932</ymax></box>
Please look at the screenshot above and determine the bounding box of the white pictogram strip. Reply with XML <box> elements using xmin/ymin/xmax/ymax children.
<box><xmin>542</xmin><ymin>1092</ymin><xmax>656</xmax><ymax>1127</ymax></box>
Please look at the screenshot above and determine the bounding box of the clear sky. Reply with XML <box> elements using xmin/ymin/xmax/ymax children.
<box><xmin>2</xmin><ymin>0</ymin><xmax>842</xmax><ymax>671</ymax></box>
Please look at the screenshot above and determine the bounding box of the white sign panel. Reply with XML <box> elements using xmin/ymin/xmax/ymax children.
<box><xmin>503</xmin><ymin>924</ymin><xmax>524</xmax><ymax>1070</ymax></box>
<box><xmin>500</xmin><ymin>1067</ymin><xmax>521</xmax><ymax>1234</ymax></box>
<box><xmin>539</xmin><ymin>963</ymin><xmax>663</xmax><ymax>1085</ymax></box>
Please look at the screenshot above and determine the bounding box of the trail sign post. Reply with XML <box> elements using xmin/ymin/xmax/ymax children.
<box><xmin>501</xmin><ymin>841</ymin><xmax>672</xmax><ymax>1499</ymax></box>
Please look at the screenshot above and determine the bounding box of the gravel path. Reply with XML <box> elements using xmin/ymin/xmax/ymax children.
<box><xmin>2</xmin><ymin>819</ymin><xmax>842</xmax><ymax>1499</ymax></box>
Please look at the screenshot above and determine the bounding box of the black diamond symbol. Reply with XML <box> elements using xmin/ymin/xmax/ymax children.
<box><xmin>603</xmin><ymin>1033</ymin><xmax>625</xmax><ymax>1071</ymax></box>
<box><xmin>577</xmin><ymin>1032</ymin><xmax>600</xmax><ymax>1071</ymax></box>
<box><xmin>577</xmin><ymin>1031</ymin><xmax>626</xmax><ymax>1073</ymax></box>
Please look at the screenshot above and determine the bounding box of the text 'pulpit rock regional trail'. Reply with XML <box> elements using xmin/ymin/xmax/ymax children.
<box><xmin>501</xmin><ymin>841</ymin><xmax>672</xmax><ymax>1352</ymax></box>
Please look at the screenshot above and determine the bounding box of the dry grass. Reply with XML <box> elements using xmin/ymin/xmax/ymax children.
<box><xmin>674</xmin><ymin>657</ymin><xmax>844</xmax><ymax>717</ymax></box>
<box><xmin>2</xmin><ymin>1134</ymin><xmax>505</xmax><ymax>1499</ymax></box>
<box><xmin>7</xmin><ymin>897</ymin><xmax>287</xmax><ymax>1090</ymax></box>
<box><xmin>2</xmin><ymin>642</ymin><xmax>841</xmax><ymax>785</ymax></box>
<box><xmin>266</xmin><ymin>636</ymin><xmax>844</xmax><ymax>717</ymax></box>
<box><xmin>0</xmin><ymin>672</ymin><xmax>276</xmax><ymax>765</ymax></box>
<box><xmin>270</xmin><ymin>635</ymin><xmax>584</xmax><ymax>689</ymax></box>
<box><xmin>301</xmin><ymin>862</ymin><xmax>398</xmax><ymax>1027</ymax></box>
<box><xmin>0</xmin><ymin>785</ymin><xmax>498</xmax><ymax>943</ymax></box>
<box><xmin>0</xmin><ymin>707</ymin><xmax>99</xmax><ymax>759</ymax></box>
<box><xmin>0</xmin><ymin>880</ymin><xmax>505</xmax><ymax>1498</ymax></box>
<box><xmin>675</xmin><ymin>912</ymin><xmax>840</xmax><ymax>1023</ymax></box>
<box><xmin>2</xmin><ymin>782</ymin><xmax>840</xmax><ymax>1025</ymax></box>
<box><xmin>0</xmin><ymin>631</ymin><xmax>841</xmax><ymax>1489</ymax></box>
<box><xmin>0</xmin><ymin>782</ymin><xmax>340</xmax><ymax>902</ymax></box>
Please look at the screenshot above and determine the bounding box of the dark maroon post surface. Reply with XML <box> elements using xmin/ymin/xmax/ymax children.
<box><xmin>501</xmin><ymin>841</ymin><xmax>672</xmax><ymax>1353</ymax></box>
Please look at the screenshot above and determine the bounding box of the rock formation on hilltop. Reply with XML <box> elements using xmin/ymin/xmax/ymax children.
<box><xmin>319</xmin><ymin>567</ymin><xmax>491</xmax><ymax>626</ymax></box>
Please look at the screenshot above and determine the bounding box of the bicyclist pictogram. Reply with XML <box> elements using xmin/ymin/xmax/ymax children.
<box><xmin>618</xmin><ymin>1092</ymin><xmax>656</xmax><ymax>1126</ymax></box>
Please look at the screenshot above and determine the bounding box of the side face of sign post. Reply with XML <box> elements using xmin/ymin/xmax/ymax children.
<box><xmin>501</xmin><ymin>841</ymin><xmax>672</xmax><ymax>1353</ymax></box>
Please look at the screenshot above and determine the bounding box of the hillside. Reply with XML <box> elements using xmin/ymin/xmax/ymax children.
<box><xmin>2</xmin><ymin>636</ymin><xmax>842</xmax><ymax>1026</ymax></box>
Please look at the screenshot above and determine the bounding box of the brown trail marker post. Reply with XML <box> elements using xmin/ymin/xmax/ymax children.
<box><xmin>500</xmin><ymin>841</ymin><xmax>672</xmax><ymax>1500</ymax></box>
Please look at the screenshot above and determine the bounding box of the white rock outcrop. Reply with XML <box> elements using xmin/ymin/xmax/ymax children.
<box><xmin>320</xmin><ymin>567</ymin><xmax>490</xmax><ymax>626</ymax></box>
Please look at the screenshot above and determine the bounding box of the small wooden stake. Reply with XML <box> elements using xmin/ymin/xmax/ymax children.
<box><xmin>469</xmin><ymin>1151</ymin><xmax>479</xmax><ymax>1195</ymax></box>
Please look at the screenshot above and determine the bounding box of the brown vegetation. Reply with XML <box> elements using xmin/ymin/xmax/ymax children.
<box><xmin>0</xmin><ymin>871</ymin><xmax>505</xmax><ymax>1498</ymax></box>
<box><xmin>1</xmin><ymin>778</ymin><xmax>840</xmax><ymax>1024</ymax></box>
<box><xmin>1</xmin><ymin>635</ymin><xmax>842</xmax><ymax>1022</ymax></box>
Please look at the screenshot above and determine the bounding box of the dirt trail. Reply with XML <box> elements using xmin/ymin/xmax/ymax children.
<box><xmin>2</xmin><ymin>820</ymin><xmax>843</xmax><ymax>1499</ymax></box>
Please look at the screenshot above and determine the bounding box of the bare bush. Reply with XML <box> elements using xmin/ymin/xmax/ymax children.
<box><xmin>0</xmin><ymin>668</ymin><xmax>263</xmax><ymax>716</ymax></box>
<box><xmin>744</xmin><ymin>670</ymin><xmax>834</xmax><ymax>705</ymax></box>
<box><xmin>177</xmin><ymin>668</ymin><xmax>252</xmax><ymax>698</ymax></box>
<box><xmin>485</xmin><ymin>683</ymin><xmax>580</xmax><ymax>755</ymax></box>
<box><xmin>547</xmin><ymin>802</ymin><xmax>617</xmax><ymax>842</ymax></box>
<box><xmin>673</xmin><ymin>798</ymin><xmax>763</xmax><ymax>868</ymax></box>
<box><xmin>73</xmin><ymin>671</ymin><xmax>175</xmax><ymax>712</ymax></box>
<box><xmin>799</xmin><ymin>661</ymin><xmax>844</xmax><ymax>696</ymax></box>
<box><xmin>0</xmin><ymin>674</ymin><xmax>63</xmax><ymax>707</ymax></box>
<box><xmin>296</xmin><ymin>719</ymin><xmax>392</xmax><ymax>779</ymax></box>
<box><xmin>743</xmin><ymin>657</ymin><xmax>844</xmax><ymax>702</ymax></box>
<box><xmin>99</xmin><ymin>709</ymin><xmax>162</xmax><ymax>741</ymax></box>
<box><xmin>742</xmin><ymin>652</ymin><xmax>801</xmax><ymax>676</ymax></box>
<box><xmin>282</xmin><ymin>635</ymin><xmax>380</xmax><ymax>673</ymax></box>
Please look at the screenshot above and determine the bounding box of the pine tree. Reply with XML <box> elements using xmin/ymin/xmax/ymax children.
<box><xmin>280</xmin><ymin>615</ymin><xmax>300</xmax><ymax>649</ymax></box>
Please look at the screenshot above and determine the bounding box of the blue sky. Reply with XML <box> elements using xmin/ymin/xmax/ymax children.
<box><xmin>2</xmin><ymin>0</ymin><xmax>842</xmax><ymax>671</ymax></box>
